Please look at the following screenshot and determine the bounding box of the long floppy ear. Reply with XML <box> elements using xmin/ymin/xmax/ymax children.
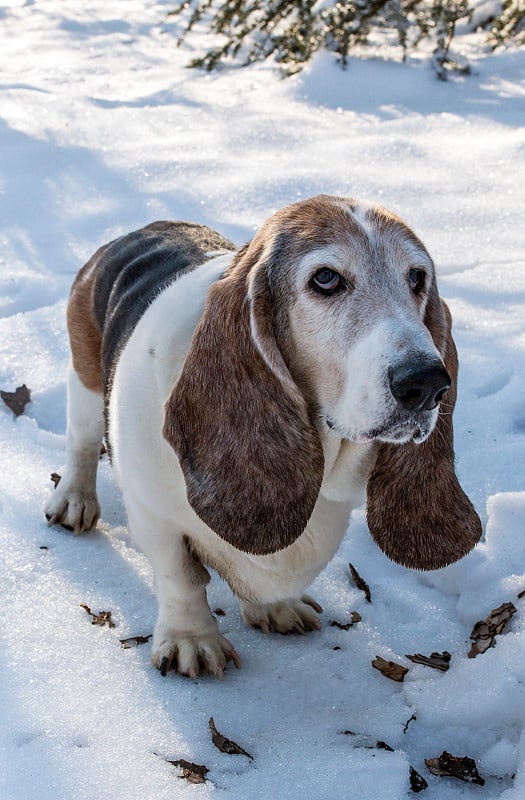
<box><xmin>366</xmin><ymin>293</ymin><xmax>482</xmax><ymax>570</ymax></box>
<box><xmin>163</xmin><ymin>250</ymin><xmax>324</xmax><ymax>555</ymax></box>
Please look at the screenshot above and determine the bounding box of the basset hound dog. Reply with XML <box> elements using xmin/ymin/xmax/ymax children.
<box><xmin>45</xmin><ymin>194</ymin><xmax>481</xmax><ymax>678</ymax></box>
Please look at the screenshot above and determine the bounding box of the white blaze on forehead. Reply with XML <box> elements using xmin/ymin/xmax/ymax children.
<box><xmin>339</xmin><ymin>199</ymin><xmax>434</xmax><ymax>269</ymax></box>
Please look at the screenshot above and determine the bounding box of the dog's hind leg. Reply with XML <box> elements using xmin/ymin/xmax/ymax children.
<box><xmin>45</xmin><ymin>257</ymin><xmax>104</xmax><ymax>533</ymax></box>
<box><xmin>45</xmin><ymin>365</ymin><xmax>103</xmax><ymax>532</ymax></box>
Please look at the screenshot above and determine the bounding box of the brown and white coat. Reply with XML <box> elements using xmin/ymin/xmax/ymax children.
<box><xmin>46</xmin><ymin>195</ymin><xmax>481</xmax><ymax>679</ymax></box>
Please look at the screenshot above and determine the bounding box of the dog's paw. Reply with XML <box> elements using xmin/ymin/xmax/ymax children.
<box><xmin>240</xmin><ymin>595</ymin><xmax>323</xmax><ymax>635</ymax></box>
<box><xmin>45</xmin><ymin>481</ymin><xmax>100</xmax><ymax>533</ymax></box>
<box><xmin>151</xmin><ymin>628</ymin><xmax>241</xmax><ymax>679</ymax></box>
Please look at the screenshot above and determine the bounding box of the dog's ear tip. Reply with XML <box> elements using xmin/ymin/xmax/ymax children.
<box><xmin>367</xmin><ymin>476</ymin><xmax>482</xmax><ymax>571</ymax></box>
<box><xmin>182</xmin><ymin>461</ymin><xmax>323</xmax><ymax>556</ymax></box>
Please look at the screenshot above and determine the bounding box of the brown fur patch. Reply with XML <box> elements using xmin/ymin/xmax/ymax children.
<box><xmin>249</xmin><ymin>195</ymin><xmax>359</xmax><ymax>258</ymax></box>
<box><xmin>67</xmin><ymin>249</ymin><xmax>104</xmax><ymax>394</ymax></box>
<box><xmin>366</xmin><ymin>299</ymin><xmax>482</xmax><ymax>570</ymax></box>
<box><xmin>163</xmin><ymin>246</ymin><xmax>324</xmax><ymax>556</ymax></box>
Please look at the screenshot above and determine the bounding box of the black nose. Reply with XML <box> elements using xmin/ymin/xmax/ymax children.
<box><xmin>389</xmin><ymin>361</ymin><xmax>451</xmax><ymax>412</ymax></box>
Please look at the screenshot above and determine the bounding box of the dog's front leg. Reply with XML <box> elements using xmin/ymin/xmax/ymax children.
<box><xmin>239</xmin><ymin>596</ymin><xmax>323</xmax><ymax>635</ymax></box>
<box><xmin>127</xmin><ymin>501</ymin><xmax>241</xmax><ymax>679</ymax></box>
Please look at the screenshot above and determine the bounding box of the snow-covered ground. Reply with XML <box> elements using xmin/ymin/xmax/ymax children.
<box><xmin>1</xmin><ymin>2</ymin><xmax>524</xmax><ymax>798</ymax></box>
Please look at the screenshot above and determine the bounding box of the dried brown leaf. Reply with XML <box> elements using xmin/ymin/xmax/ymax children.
<box><xmin>1</xmin><ymin>384</ymin><xmax>31</xmax><ymax>416</ymax></box>
<box><xmin>468</xmin><ymin>601</ymin><xmax>517</xmax><ymax>658</ymax></box>
<box><xmin>209</xmin><ymin>717</ymin><xmax>253</xmax><ymax>760</ymax></box>
<box><xmin>372</xmin><ymin>656</ymin><xmax>408</xmax><ymax>682</ymax></box>
<box><xmin>120</xmin><ymin>634</ymin><xmax>152</xmax><ymax>649</ymax></box>
<box><xmin>50</xmin><ymin>472</ymin><xmax>62</xmax><ymax>488</ymax></box>
<box><xmin>376</xmin><ymin>740</ymin><xmax>394</xmax><ymax>752</ymax></box>
<box><xmin>167</xmin><ymin>759</ymin><xmax>209</xmax><ymax>784</ymax></box>
<box><xmin>329</xmin><ymin>612</ymin><xmax>361</xmax><ymax>630</ymax></box>
<box><xmin>425</xmin><ymin>751</ymin><xmax>485</xmax><ymax>785</ymax></box>
<box><xmin>409</xmin><ymin>766</ymin><xmax>428</xmax><ymax>793</ymax></box>
<box><xmin>80</xmin><ymin>603</ymin><xmax>116</xmax><ymax>628</ymax></box>
<box><xmin>349</xmin><ymin>563</ymin><xmax>371</xmax><ymax>602</ymax></box>
<box><xmin>405</xmin><ymin>651</ymin><xmax>451</xmax><ymax>671</ymax></box>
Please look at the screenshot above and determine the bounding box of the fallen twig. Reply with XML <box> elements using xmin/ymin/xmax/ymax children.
<box><xmin>349</xmin><ymin>563</ymin><xmax>371</xmax><ymax>603</ymax></box>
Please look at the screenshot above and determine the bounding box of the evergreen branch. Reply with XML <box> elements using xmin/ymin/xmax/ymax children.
<box><xmin>167</xmin><ymin>0</ymin><xmax>518</xmax><ymax>78</ymax></box>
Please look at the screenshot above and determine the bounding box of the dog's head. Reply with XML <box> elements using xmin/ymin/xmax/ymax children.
<box><xmin>164</xmin><ymin>195</ymin><xmax>481</xmax><ymax>568</ymax></box>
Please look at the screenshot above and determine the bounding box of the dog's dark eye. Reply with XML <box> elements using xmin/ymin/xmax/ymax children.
<box><xmin>311</xmin><ymin>268</ymin><xmax>343</xmax><ymax>295</ymax></box>
<box><xmin>408</xmin><ymin>268</ymin><xmax>426</xmax><ymax>295</ymax></box>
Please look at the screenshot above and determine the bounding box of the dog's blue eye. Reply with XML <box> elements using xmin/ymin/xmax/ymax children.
<box><xmin>311</xmin><ymin>268</ymin><xmax>342</xmax><ymax>295</ymax></box>
<box><xmin>408</xmin><ymin>268</ymin><xmax>426</xmax><ymax>295</ymax></box>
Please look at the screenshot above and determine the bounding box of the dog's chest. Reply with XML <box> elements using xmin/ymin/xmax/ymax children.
<box><xmin>320</xmin><ymin>435</ymin><xmax>378</xmax><ymax>507</ymax></box>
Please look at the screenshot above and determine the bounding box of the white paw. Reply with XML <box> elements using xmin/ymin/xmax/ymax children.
<box><xmin>240</xmin><ymin>595</ymin><xmax>323</xmax><ymax>635</ymax></box>
<box><xmin>151</xmin><ymin>626</ymin><xmax>241</xmax><ymax>679</ymax></box>
<box><xmin>45</xmin><ymin>481</ymin><xmax>100</xmax><ymax>533</ymax></box>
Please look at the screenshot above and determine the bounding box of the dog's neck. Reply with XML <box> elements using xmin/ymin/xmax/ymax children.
<box><xmin>318</xmin><ymin>424</ymin><xmax>379</xmax><ymax>507</ymax></box>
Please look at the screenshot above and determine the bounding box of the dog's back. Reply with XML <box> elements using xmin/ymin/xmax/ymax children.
<box><xmin>66</xmin><ymin>221</ymin><xmax>236</xmax><ymax>446</ymax></box>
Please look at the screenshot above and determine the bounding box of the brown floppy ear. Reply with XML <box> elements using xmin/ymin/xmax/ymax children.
<box><xmin>163</xmin><ymin>252</ymin><xmax>324</xmax><ymax>555</ymax></box>
<box><xmin>366</xmin><ymin>295</ymin><xmax>482</xmax><ymax>570</ymax></box>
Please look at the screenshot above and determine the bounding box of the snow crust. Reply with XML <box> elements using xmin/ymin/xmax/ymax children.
<box><xmin>0</xmin><ymin>2</ymin><xmax>524</xmax><ymax>798</ymax></box>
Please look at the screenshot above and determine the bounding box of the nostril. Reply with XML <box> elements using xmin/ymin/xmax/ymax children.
<box><xmin>391</xmin><ymin>379</ymin><xmax>427</xmax><ymax>412</ymax></box>
<box><xmin>399</xmin><ymin>386</ymin><xmax>424</xmax><ymax>405</ymax></box>
<box><xmin>434</xmin><ymin>385</ymin><xmax>449</xmax><ymax>405</ymax></box>
<box><xmin>389</xmin><ymin>362</ymin><xmax>450</xmax><ymax>413</ymax></box>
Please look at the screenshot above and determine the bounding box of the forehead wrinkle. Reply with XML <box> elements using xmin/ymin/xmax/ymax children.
<box><xmin>339</xmin><ymin>200</ymin><xmax>431</xmax><ymax>265</ymax></box>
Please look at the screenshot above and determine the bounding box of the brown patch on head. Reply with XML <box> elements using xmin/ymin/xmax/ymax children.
<box><xmin>366</xmin><ymin>299</ymin><xmax>482</xmax><ymax>570</ymax></box>
<box><xmin>67</xmin><ymin>249</ymin><xmax>104</xmax><ymax>394</ymax></box>
<box><xmin>164</xmin><ymin>240</ymin><xmax>324</xmax><ymax>555</ymax></box>
<box><xmin>248</xmin><ymin>195</ymin><xmax>359</xmax><ymax>261</ymax></box>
